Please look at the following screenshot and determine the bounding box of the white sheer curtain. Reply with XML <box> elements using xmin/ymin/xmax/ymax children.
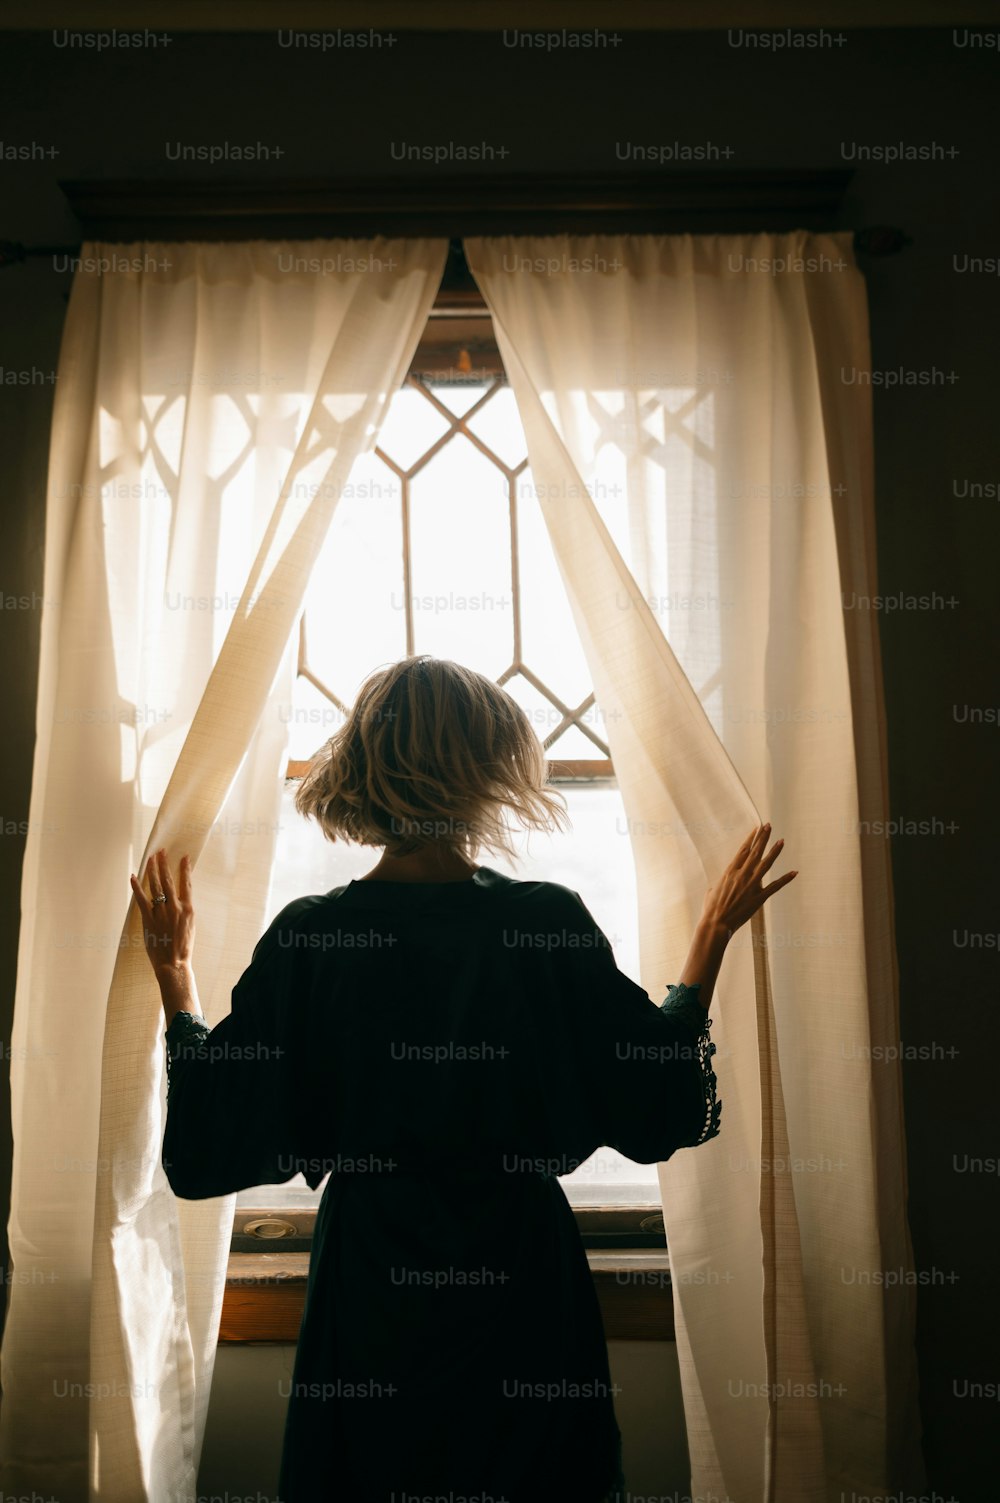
<box><xmin>0</xmin><ymin>236</ymin><xmax>447</xmax><ymax>1501</ymax></box>
<box><xmin>466</xmin><ymin>232</ymin><xmax>925</xmax><ymax>1502</ymax></box>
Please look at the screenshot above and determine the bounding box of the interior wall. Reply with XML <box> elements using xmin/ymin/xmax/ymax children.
<box><xmin>0</xmin><ymin>24</ymin><xmax>996</xmax><ymax>1500</ymax></box>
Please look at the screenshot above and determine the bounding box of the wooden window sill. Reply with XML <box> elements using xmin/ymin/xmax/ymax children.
<box><xmin>220</xmin><ymin>1248</ymin><xmax>674</xmax><ymax>1344</ymax></box>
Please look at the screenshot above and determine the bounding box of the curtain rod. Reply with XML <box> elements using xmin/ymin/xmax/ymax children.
<box><xmin>3</xmin><ymin>170</ymin><xmax>914</xmax><ymax>261</ymax></box>
<box><xmin>0</xmin><ymin>227</ymin><xmax>909</xmax><ymax>270</ymax></box>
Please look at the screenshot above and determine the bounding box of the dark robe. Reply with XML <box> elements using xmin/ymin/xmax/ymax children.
<box><xmin>163</xmin><ymin>866</ymin><xmax>720</xmax><ymax>1503</ymax></box>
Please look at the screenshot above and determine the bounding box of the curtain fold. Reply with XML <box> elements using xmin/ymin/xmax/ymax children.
<box><xmin>465</xmin><ymin>231</ymin><xmax>925</xmax><ymax>1502</ymax></box>
<box><xmin>0</xmin><ymin>235</ymin><xmax>448</xmax><ymax>1501</ymax></box>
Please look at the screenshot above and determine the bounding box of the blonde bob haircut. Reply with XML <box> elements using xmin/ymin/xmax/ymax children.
<box><xmin>294</xmin><ymin>656</ymin><xmax>570</xmax><ymax>858</ymax></box>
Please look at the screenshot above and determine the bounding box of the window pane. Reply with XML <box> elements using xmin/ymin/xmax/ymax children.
<box><xmin>514</xmin><ymin>468</ymin><xmax>592</xmax><ymax>705</ymax></box>
<box><xmin>408</xmin><ymin>435</ymin><xmax>513</xmax><ymax>677</ymax></box>
<box><xmin>546</xmin><ymin>722</ymin><xmax>609</xmax><ymax>759</ymax></box>
<box><xmin>375</xmin><ymin>385</ymin><xmax>451</xmax><ymax>472</ymax></box>
<box><xmin>283</xmin><ymin>676</ymin><xmax>344</xmax><ymax>762</ymax></box>
<box><xmin>500</xmin><ymin>673</ymin><xmax>566</xmax><ymax>749</ymax></box>
<box><xmin>465</xmin><ymin>386</ymin><xmax>528</xmax><ymax>470</ymax></box>
<box><xmin>299</xmin><ymin>450</ymin><xmax>407</xmax><ymax>706</ymax></box>
<box><xmin>426</xmin><ymin>379</ymin><xmax>493</xmax><ymax>419</ymax></box>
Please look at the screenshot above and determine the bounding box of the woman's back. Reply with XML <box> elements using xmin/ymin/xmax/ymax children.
<box><xmin>163</xmin><ymin>867</ymin><xmax>712</xmax><ymax>1500</ymax></box>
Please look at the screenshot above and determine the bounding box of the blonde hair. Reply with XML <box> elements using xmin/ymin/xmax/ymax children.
<box><xmin>294</xmin><ymin>656</ymin><xmax>569</xmax><ymax>858</ymax></box>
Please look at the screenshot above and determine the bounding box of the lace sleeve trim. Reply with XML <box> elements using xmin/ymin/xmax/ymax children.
<box><xmin>164</xmin><ymin>1009</ymin><xmax>212</xmax><ymax>1103</ymax></box>
<box><xmin>659</xmin><ymin>981</ymin><xmax>722</xmax><ymax>1147</ymax></box>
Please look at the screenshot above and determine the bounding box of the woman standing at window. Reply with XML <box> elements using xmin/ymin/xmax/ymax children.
<box><xmin>131</xmin><ymin>656</ymin><xmax>795</xmax><ymax>1503</ymax></box>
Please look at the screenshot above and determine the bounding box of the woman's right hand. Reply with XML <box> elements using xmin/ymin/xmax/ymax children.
<box><xmin>701</xmin><ymin>823</ymin><xmax>797</xmax><ymax>940</ymax></box>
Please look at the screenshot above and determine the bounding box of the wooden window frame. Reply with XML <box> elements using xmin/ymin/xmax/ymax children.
<box><xmin>231</xmin><ymin>1203</ymin><xmax>665</xmax><ymax>1257</ymax></box>
<box><xmin>224</xmin><ymin>1204</ymin><xmax>673</xmax><ymax>1343</ymax></box>
<box><xmin>221</xmin><ymin>1247</ymin><xmax>675</xmax><ymax>1344</ymax></box>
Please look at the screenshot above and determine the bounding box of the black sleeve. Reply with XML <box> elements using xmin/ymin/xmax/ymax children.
<box><xmin>161</xmin><ymin>900</ymin><xmax>319</xmax><ymax>1199</ymax></box>
<box><xmin>560</xmin><ymin>888</ymin><xmax>722</xmax><ymax>1163</ymax></box>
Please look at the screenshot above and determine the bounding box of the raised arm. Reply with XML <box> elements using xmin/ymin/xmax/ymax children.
<box><xmin>130</xmin><ymin>847</ymin><xmax>203</xmax><ymax>1028</ymax></box>
<box><xmin>677</xmin><ymin>821</ymin><xmax>797</xmax><ymax>1010</ymax></box>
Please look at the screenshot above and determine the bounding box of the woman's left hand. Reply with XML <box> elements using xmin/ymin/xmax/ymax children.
<box><xmin>130</xmin><ymin>848</ymin><xmax>195</xmax><ymax>978</ymax></box>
